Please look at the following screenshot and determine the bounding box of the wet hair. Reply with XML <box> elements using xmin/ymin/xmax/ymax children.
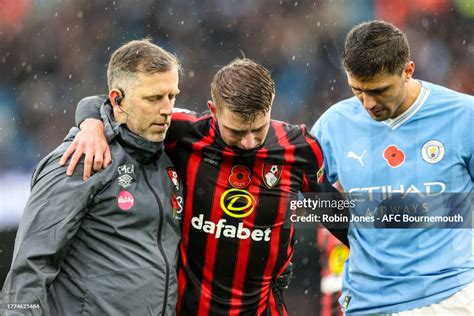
<box><xmin>211</xmin><ymin>58</ymin><xmax>275</xmax><ymax>122</ymax></box>
<box><xmin>107</xmin><ymin>38</ymin><xmax>181</xmax><ymax>91</ymax></box>
<box><xmin>343</xmin><ymin>20</ymin><xmax>410</xmax><ymax>80</ymax></box>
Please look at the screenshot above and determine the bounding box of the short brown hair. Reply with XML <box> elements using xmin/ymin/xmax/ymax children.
<box><xmin>107</xmin><ymin>39</ymin><xmax>181</xmax><ymax>90</ymax></box>
<box><xmin>343</xmin><ymin>20</ymin><xmax>410</xmax><ymax>80</ymax></box>
<box><xmin>211</xmin><ymin>58</ymin><xmax>275</xmax><ymax>121</ymax></box>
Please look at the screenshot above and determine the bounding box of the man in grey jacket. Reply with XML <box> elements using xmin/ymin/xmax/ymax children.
<box><xmin>2</xmin><ymin>39</ymin><xmax>183</xmax><ymax>315</ymax></box>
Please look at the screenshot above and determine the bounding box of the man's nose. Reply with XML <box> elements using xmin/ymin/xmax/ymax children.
<box><xmin>160</xmin><ymin>97</ymin><xmax>173</xmax><ymax>116</ymax></box>
<box><xmin>239</xmin><ymin>133</ymin><xmax>257</xmax><ymax>150</ymax></box>
<box><xmin>362</xmin><ymin>94</ymin><xmax>377</xmax><ymax>110</ymax></box>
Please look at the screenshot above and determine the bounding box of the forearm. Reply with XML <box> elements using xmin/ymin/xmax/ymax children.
<box><xmin>75</xmin><ymin>95</ymin><xmax>107</xmax><ymax>126</ymax></box>
<box><xmin>61</xmin><ymin>96</ymin><xmax>112</xmax><ymax>178</ymax></box>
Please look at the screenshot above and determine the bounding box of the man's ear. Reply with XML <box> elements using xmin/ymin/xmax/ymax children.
<box><xmin>109</xmin><ymin>89</ymin><xmax>123</xmax><ymax>112</ymax></box>
<box><xmin>404</xmin><ymin>61</ymin><xmax>415</xmax><ymax>81</ymax></box>
<box><xmin>207</xmin><ymin>100</ymin><xmax>218</xmax><ymax>119</ymax></box>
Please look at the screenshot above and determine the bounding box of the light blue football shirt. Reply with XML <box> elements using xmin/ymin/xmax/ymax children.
<box><xmin>311</xmin><ymin>81</ymin><xmax>474</xmax><ymax>314</ymax></box>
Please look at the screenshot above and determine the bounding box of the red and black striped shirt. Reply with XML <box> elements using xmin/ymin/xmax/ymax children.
<box><xmin>166</xmin><ymin>110</ymin><xmax>343</xmax><ymax>316</ymax></box>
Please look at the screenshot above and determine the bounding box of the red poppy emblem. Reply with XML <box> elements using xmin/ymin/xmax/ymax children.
<box><xmin>383</xmin><ymin>145</ymin><xmax>405</xmax><ymax>168</ymax></box>
<box><xmin>228</xmin><ymin>165</ymin><xmax>251</xmax><ymax>189</ymax></box>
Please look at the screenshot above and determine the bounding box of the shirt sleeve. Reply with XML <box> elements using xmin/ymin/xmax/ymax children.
<box><xmin>166</xmin><ymin>109</ymin><xmax>211</xmax><ymax>146</ymax></box>
<box><xmin>75</xmin><ymin>95</ymin><xmax>107</xmax><ymax>126</ymax></box>
<box><xmin>299</xmin><ymin>126</ymin><xmax>349</xmax><ymax>247</ymax></box>
<box><xmin>310</xmin><ymin>116</ymin><xmax>339</xmax><ymax>185</ymax></box>
<box><xmin>1</xmin><ymin>149</ymin><xmax>100</xmax><ymax>315</ymax></box>
<box><xmin>299</xmin><ymin>126</ymin><xmax>329</xmax><ymax>192</ymax></box>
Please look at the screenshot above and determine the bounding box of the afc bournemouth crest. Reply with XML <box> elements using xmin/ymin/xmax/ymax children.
<box><xmin>421</xmin><ymin>140</ymin><xmax>445</xmax><ymax>164</ymax></box>
<box><xmin>262</xmin><ymin>162</ymin><xmax>282</xmax><ymax>188</ymax></box>
<box><xmin>228</xmin><ymin>165</ymin><xmax>251</xmax><ymax>189</ymax></box>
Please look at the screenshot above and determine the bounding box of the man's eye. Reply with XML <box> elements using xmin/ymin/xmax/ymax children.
<box><xmin>232</xmin><ymin>131</ymin><xmax>246</xmax><ymax>137</ymax></box>
<box><xmin>147</xmin><ymin>96</ymin><xmax>162</xmax><ymax>102</ymax></box>
<box><xmin>366</xmin><ymin>90</ymin><xmax>384</xmax><ymax>96</ymax></box>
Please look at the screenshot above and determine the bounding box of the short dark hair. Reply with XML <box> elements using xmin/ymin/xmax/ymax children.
<box><xmin>211</xmin><ymin>58</ymin><xmax>275</xmax><ymax>121</ymax></box>
<box><xmin>107</xmin><ymin>39</ymin><xmax>181</xmax><ymax>90</ymax></box>
<box><xmin>343</xmin><ymin>20</ymin><xmax>410</xmax><ymax>80</ymax></box>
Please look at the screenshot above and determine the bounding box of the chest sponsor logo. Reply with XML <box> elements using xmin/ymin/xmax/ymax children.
<box><xmin>118</xmin><ymin>190</ymin><xmax>134</xmax><ymax>211</ymax></box>
<box><xmin>220</xmin><ymin>188</ymin><xmax>256</xmax><ymax>218</ymax></box>
<box><xmin>262</xmin><ymin>163</ymin><xmax>282</xmax><ymax>188</ymax></box>
<box><xmin>191</xmin><ymin>214</ymin><xmax>271</xmax><ymax>242</ymax></box>
<box><xmin>383</xmin><ymin>145</ymin><xmax>405</xmax><ymax>168</ymax></box>
<box><xmin>228</xmin><ymin>165</ymin><xmax>251</xmax><ymax>189</ymax></box>
<box><xmin>421</xmin><ymin>140</ymin><xmax>445</xmax><ymax>164</ymax></box>
<box><xmin>347</xmin><ymin>150</ymin><xmax>366</xmax><ymax>167</ymax></box>
<box><xmin>348</xmin><ymin>181</ymin><xmax>446</xmax><ymax>200</ymax></box>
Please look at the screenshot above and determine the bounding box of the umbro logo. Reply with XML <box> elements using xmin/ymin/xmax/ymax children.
<box><xmin>203</xmin><ymin>152</ymin><xmax>221</xmax><ymax>167</ymax></box>
<box><xmin>347</xmin><ymin>150</ymin><xmax>366</xmax><ymax>167</ymax></box>
<box><xmin>203</xmin><ymin>152</ymin><xmax>221</xmax><ymax>160</ymax></box>
<box><xmin>118</xmin><ymin>174</ymin><xmax>134</xmax><ymax>188</ymax></box>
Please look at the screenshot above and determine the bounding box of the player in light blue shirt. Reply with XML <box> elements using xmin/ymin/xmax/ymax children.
<box><xmin>311</xmin><ymin>20</ymin><xmax>473</xmax><ymax>315</ymax></box>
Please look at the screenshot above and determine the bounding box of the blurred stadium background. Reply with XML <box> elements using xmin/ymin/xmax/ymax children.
<box><xmin>1</xmin><ymin>0</ymin><xmax>473</xmax><ymax>314</ymax></box>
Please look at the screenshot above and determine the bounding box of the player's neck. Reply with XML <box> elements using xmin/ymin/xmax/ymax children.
<box><xmin>394</xmin><ymin>79</ymin><xmax>422</xmax><ymax>118</ymax></box>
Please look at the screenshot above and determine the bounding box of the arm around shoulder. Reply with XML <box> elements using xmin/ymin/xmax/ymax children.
<box><xmin>75</xmin><ymin>95</ymin><xmax>107</xmax><ymax>126</ymax></box>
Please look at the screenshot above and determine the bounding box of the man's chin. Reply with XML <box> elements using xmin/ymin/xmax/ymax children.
<box><xmin>371</xmin><ymin>116</ymin><xmax>387</xmax><ymax>122</ymax></box>
<box><xmin>144</xmin><ymin>132</ymin><xmax>167</xmax><ymax>143</ymax></box>
<box><xmin>368</xmin><ymin>112</ymin><xmax>389</xmax><ymax>122</ymax></box>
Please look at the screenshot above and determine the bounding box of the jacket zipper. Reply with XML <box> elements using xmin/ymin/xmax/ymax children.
<box><xmin>141</xmin><ymin>165</ymin><xmax>170</xmax><ymax>316</ymax></box>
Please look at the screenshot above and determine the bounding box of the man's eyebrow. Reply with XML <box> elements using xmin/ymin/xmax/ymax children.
<box><xmin>351</xmin><ymin>85</ymin><xmax>390</xmax><ymax>93</ymax></box>
<box><xmin>251</xmin><ymin>124</ymin><xmax>267</xmax><ymax>132</ymax></box>
<box><xmin>223</xmin><ymin>122</ymin><xmax>268</xmax><ymax>133</ymax></box>
<box><xmin>223</xmin><ymin>125</ymin><xmax>247</xmax><ymax>133</ymax></box>
<box><xmin>143</xmin><ymin>89</ymin><xmax>181</xmax><ymax>97</ymax></box>
<box><xmin>366</xmin><ymin>86</ymin><xmax>389</xmax><ymax>93</ymax></box>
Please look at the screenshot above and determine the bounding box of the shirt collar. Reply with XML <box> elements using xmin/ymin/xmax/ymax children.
<box><xmin>382</xmin><ymin>82</ymin><xmax>430</xmax><ymax>130</ymax></box>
